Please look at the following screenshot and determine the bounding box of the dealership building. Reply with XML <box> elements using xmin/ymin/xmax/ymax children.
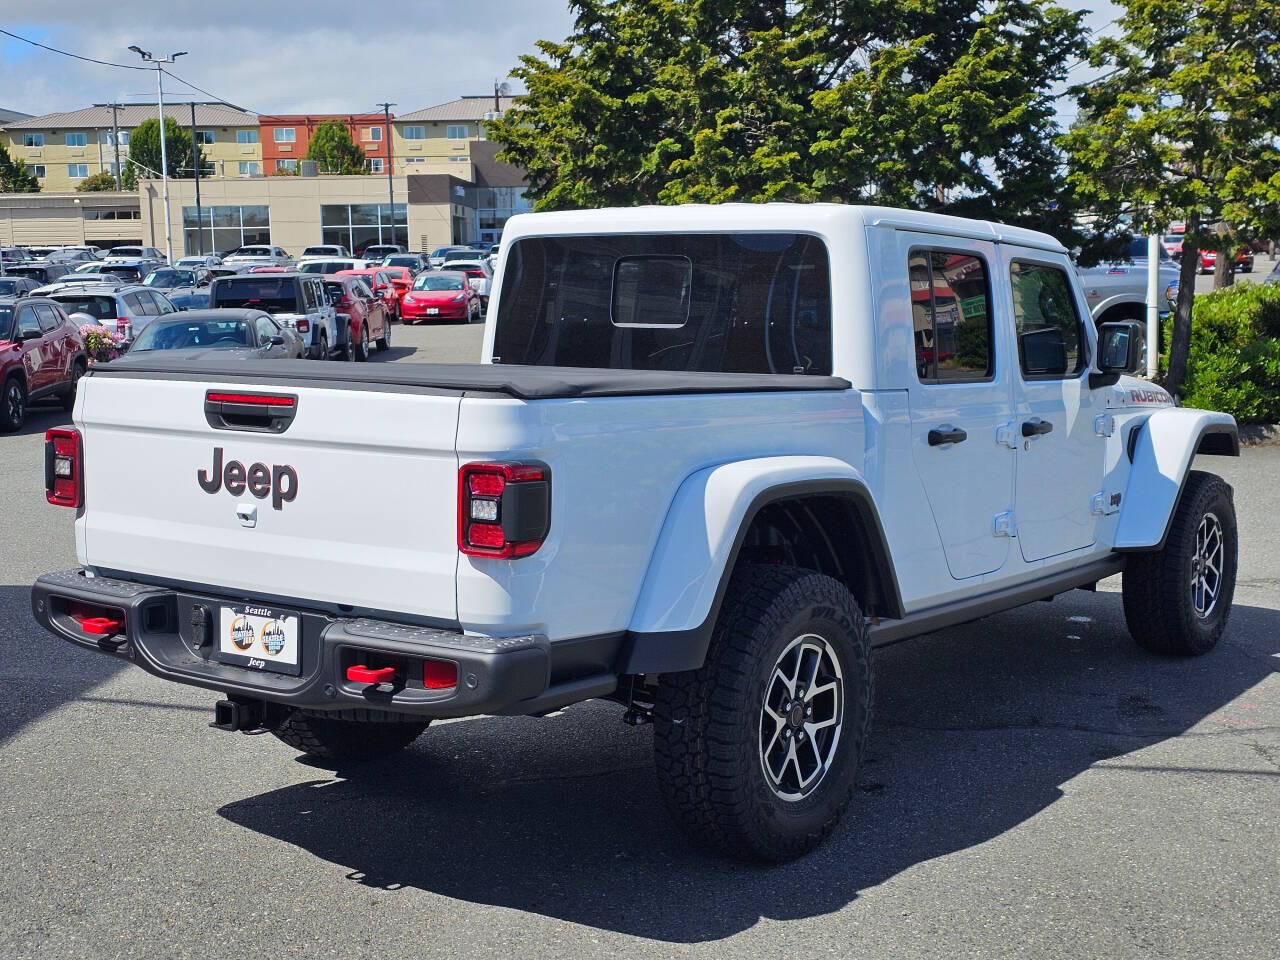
<box><xmin>0</xmin><ymin>96</ymin><xmax>530</xmax><ymax>254</ymax></box>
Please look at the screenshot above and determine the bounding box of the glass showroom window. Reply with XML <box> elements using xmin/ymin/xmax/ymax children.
<box><xmin>66</xmin><ymin>132</ymin><xmax>88</xmax><ymax>147</ymax></box>
<box><xmin>67</xmin><ymin>164</ymin><xmax>89</xmax><ymax>178</ymax></box>
<box><xmin>183</xmin><ymin>205</ymin><xmax>271</xmax><ymax>256</ymax></box>
<box><xmin>23</xmin><ymin>133</ymin><xmax>44</xmax><ymax>147</ymax></box>
<box><xmin>402</xmin><ymin>126</ymin><xmax>425</xmax><ymax>140</ymax></box>
<box><xmin>237</xmin><ymin>129</ymin><xmax>259</xmax><ymax>144</ymax></box>
<box><xmin>274</xmin><ymin>128</ymin><xmax>296</xmax><ymax>143</ymax></box>
<box><xmin>319</xmin><ymin>203</ymin><xmax>407</xmax><ymax>255</ymax></box>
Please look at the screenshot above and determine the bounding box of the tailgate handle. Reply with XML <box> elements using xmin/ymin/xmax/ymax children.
<box><xmin>204</xmin><ymin>391</ymin><xmax>298</xmax><ymax>434</ymax></box>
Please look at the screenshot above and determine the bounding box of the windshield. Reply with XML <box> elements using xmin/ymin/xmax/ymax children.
<box><xmin>145</xmin><ymin>269</ymin><xmax>196</xmax><ymax>289</ymax></box>
<box><xmin>0</xmin><ymin>279</ymin><xmax>26</xmax><ymax>295</ymax></box>
<box><xmin>109</xmin><ymin>247</ymin><xmax>143</xmax><ymax>258</ymax></box>
<box><xmin>51</xmin><ymin>294</ymin><xmax>117</xmax><ymax>320</ymax></box>
<box><xmin>494</xmin><ymin>233</ymin><xmax>833</xmax><ymax>374</ymax></box>
<box><xmin>131</xmin><ymin>318</ymin><xmax>252</xmax><ymax>351</ymax></box>
<box><xmin>303</xmin><ymin>247</ymin><xmax>337</xmax><ymax>256</ymax></box>
<box><xmin>231</xmin><ymin>247</ymin><xmax>273</xmax><ymax>258</ymax></box>
<box><xmin>298</xmin><ymin>261</ymin><xmax>349</xmax><ymax>275</ymax></box>
<box><xmin>442</xmin><ymin>251</ymin><xmax>475</xmax><ymax>262</ymax></box>
<box><xmin>102</xmin><ymin>265</ymin><xmax>141</xmax><ymax>278</ymax></box>
<box><xmin>0</xmin><ymin>306</ymin><xmax>11</xmax><ymax>336</ymax></box>
<box><xmin>384</xmin><ymin>256</ymin><xmax>417</xmax><ymax>268</ymax></box>
<box><xmin>413</xmin><ymin>273</ymin><xmax>464</xmax><ymax>291</ymax></box>
<box><xmin>430</xmin><ymin>247</ymin><xmax>463</xmax><ymax>257</ymax></box>
<box><xmin>212</xmin><ymin>277</ymin><xmax>298</xmax><ymax>313</ymax></box>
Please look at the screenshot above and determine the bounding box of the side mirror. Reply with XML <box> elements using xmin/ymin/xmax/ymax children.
<box><xmin>1097</xmin><ymin>320</ymin><xmax>1144</xmax><ymax>374</ymax></box>
<box><xmin>18</xmin><ymin>327</ymin><xmax>43</xmax><ymax>342</ymax></box>
<box><xmin>269</xmin><ymin>335</ymin><xmax>285</xmax><ymax>346</ymax></box>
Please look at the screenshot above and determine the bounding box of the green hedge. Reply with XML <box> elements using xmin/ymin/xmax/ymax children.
<box><xmin>1173</xmin><ymin>283</ymin><xmax>1280</xmax><ymax>424</ymax></box>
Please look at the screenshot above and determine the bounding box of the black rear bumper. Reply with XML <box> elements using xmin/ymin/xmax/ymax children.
<box><xmin>30</xmin><ymin>569</ymin><xmax>614</xmax><ymax>719</ymax></box>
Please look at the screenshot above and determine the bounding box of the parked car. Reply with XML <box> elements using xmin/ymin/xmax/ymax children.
<box><xmin>5</xmin><ymin>263</ymin><xmax>74</xmax><ymax>286</ymax></box>
<box><xmin>400</xmin><ymin>269</ymin><xmax>480</xmax><ymax>323</ymax></box>
<box><xmin>361</xmin><ymin>243</ymin><xmax>404</xmax><ymax>260</ymax></box>
<box><xmin>381</xmin><ymin>253</ymin><xmax>428</xmax><ymax>275</ymax></box>
<box><xmin>221</xmin><ymin>245</ymin><xmax>294</xmax><ymax>270</ymax></box>
<box><xmin>248</xmin><ymin>266</ymin><xmax>290</xmax><ymax>274</ymax></box>
<box><xmin>103</xmin><ymin>246</ymin><xmax>165</xmax><ymax>275</ymax></box>
<box><xmin>208</xmin><ymin>272</ymin><xmax>342</xmax><ymax>360</ymax></box>
<box><xmin>208</xmin><ymin>265</ymin><xmax>257</xmax><ymax>281</ymax></box>
<box><xmin>323</xmin><ymin>275</ymin><xmax>389</xmax><ymax>361</ymax></box>
<box><xmin>427</xmin><ymin>245</ymin><xmax>471</xmax><ymax>269</ymax></box>
<box><xmin>45</xmin><ymin>249</ymin><xmax>97</xmax><ymax>265</ymax></box>
<box><xmin>176</xmin><ymin>255</ymin><xmax>224</xmax><ymax>270</ymax></box>
<box><xmin>0</xmin><ymin>296</ymin><xmax>86</xmax><ymax>431</ymax></box>
<box><xmin>120</xmin><ymin>309</ymin><xmax>305</xmax><ymax>361</ymax></box>
<box><xmin>73</xmin><ymin>262</ymin><xmax>109</xmax><ymax>275</ymax></box>
<box><xmin>30</xmin><ymin>204</ymin><xmax>1243</xmax><ymax>863</ymax></box>
<box><xmin>441</xmin><ymin>249</ymin><xmax>482</xmax><ymax>267</ymax></box>
<box><xmin>100</xmin><ymin>264</ymin><xmax>150</xmax><ymax>284</ymax></box>
<box><xmin>144</xmin><ymin>267</ymin><xmax>211</xmax><ymax>308</ymax></box>
<box><xmin>334</xmin><ymin>268</ymin><xmax>400</xmax><ymax>323</ymax></box>
<box><xmin>298</xmin><ymin>258</ymin><xmax>369</xmax><ymax>276</ymax></box>
<box><xmin>1161</xmin><ymin>233</ymin><xmax>1183</xmax><ymax>259</ymax></box>
<box><xmin>379</xmin><ymin>265</ymin><xmax>414</xmax><ymax>304</ymax></box>
<box><xmin>45</xmin><ymin>283</ymin><xmax>180</xmax><ymax>343</ymax></box>
<box><xmin>444</xmin><ymin>258</ymin><xmax>494</xmax><ymax>306</ymax></box>
<box><xmin>1075</xmin><ymin>236</ymin><xmax>1180</xmax><ymax>350</ymax></box>
<box><xmin>1</xmin><ymin>247</ymin><xmax>34</xmax><ymax>265</ymax></box>
<box><xmin>302</xmin><ymin>245</ymin><xmax>351</xmax><ymax>259</ymax></box>
<box><xmin>0</xmin><ymin>277</ymin><xmax>41</xmax><ymax>298</ymax></box>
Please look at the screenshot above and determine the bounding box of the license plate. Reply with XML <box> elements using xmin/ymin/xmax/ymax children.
<box><xmin>217</xmin><ymin>605</ymin><xmax>300</xmax><ymax>676</ymax></box>
<box><xmin>426</xmin><ymin>308</ymin><xmax>439</xmax><ymax>315</ymax></box>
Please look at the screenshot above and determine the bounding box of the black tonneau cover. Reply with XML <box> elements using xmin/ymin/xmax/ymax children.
<box><xmin>89</xmin><ymin>358</ymin><xmax>851</xmax><ymax>400</ymax></box>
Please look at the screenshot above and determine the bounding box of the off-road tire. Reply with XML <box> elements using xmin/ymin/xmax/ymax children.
<box><xmin>1123</xmin><ymin>470</ymin><xmax>1237</xmax><ymax>656</ymax></box>
<box><xmin>271</xmin><ymin>709</ymin><xmax>429</xmax><ymax>763</ymax></box>
<box><xmin>62</xmin><ymin>360</ymin><xmax>85</xmax><ymax>412</ymax></box>
<box><xmin>653</xmin><ymin>564</ymin><xmax>872</xmax><ymax>862</ymax></box>
<box><xmin>1</xmin><ymin>375</ymin><xmax>26</xmax><ymax>432</ymax></box>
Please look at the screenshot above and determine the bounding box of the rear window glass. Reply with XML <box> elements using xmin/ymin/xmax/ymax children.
<box><xmin>213</xmin><ymin>277</ymin><xmax>298</xmax><ymax>313</ymax></box>
<box><xmin>493</xmin><ymin>233</ymin><xmax>832</xmax><ymax>374</ymax></box>
<box><xmin>51</xmin><ymin>294</ymin><xmax>117</xmax><ymax>320</ymax></box>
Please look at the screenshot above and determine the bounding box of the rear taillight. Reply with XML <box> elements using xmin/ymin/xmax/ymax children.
<box><xmin>296</xmin><ymin>318</ymin><xmax>310</xmax><ymax>333</ymax></box>
<box><xmin>458</xmin><ymin>462</ymin><xmax>550</xmax><ymax>559</ymax></box>
<box><xmin>44</xmin><ymin>427</ymin><xmax>82</xmax><ymax>508</ymax></box>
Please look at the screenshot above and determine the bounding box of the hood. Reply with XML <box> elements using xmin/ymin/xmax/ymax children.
<box><xmin>405</xmin><ymin>288</ymin><xmax>465</xmax><ymax>301</ymax></box>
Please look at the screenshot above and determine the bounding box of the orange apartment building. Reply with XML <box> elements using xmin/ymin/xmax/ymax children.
<box><xmin>258</xmin><ymin>113</ymin><xmax>393</xmax><ymax>175</ymax></box>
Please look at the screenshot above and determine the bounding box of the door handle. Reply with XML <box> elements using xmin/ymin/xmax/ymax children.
<box><xmin>1022</xmin><ymin>417</ymin><xmax>1054</xmax><ymax>438</ymax></box>
<box><xmin>928</xmin><ymin>425</ymin><xmax>968</xmax><ymax>446</ymax></box>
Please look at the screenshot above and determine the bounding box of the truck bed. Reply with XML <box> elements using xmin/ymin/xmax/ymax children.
<box><xmin>91</xmin><ymin>357</ymin><xmax>851</xmax><ymax>399</ymax></box>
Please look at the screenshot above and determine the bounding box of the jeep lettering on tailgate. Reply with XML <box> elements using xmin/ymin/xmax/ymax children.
<box><xmin>198</xmin><ymin>447</ymin><xmax>298</xmax><ymax>510</ymax></box>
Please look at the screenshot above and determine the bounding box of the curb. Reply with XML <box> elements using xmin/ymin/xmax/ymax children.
<box><xmin>1239</xmin><ymin>424</ymin><xmax>1280</xmax><ymax>447</ymax></box>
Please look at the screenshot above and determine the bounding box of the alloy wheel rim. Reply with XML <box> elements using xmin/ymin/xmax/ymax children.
<box><xmin>7</xmin><ymin>382</ymin><xmax>22</xmax><ymax>422</ymax></box>
<box><xmin>759</xmin><ymin>633</ymin><xmax>844</xmax><ymax>801</ymax></box>
<box><xmin>1191</xmin><ymin>512</ymin><xmax>1224</xmax><ymax>618</ymax></box>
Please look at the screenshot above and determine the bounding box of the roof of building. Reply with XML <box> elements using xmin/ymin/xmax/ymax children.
<box><xmin>0</xmin><ymin>106</ymin><xmax>32</xmax><ymax>124</ymax></box>
<box><xmin>395</xmin><ymin>96</ymin><xmax>515</xmax><ymax>123</ymax></box>
<box><xmin>3</xmin><ymin>102</ymin><xmax>255</xmax><ymax>130</ymax></box>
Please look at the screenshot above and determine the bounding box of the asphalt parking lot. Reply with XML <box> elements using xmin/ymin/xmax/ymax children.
<box><xmin>0</xmin><ymin>322</ymin><xmax>1276</xmax><ymax>960</ymax></box>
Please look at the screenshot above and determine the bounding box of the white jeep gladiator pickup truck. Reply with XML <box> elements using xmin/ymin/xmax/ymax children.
<box><xmin>33</xmin><ymin>204</ymin><xmax>1240</xmax><ymax>862</ymax></box>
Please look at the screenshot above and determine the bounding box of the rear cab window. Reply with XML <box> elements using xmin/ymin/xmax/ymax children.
<box><xmin>213</xmin><ymin>277</ymin><xmax>300</xmax><ymax>314</ymax></box>
<box><xmin>493</xmin><ymin>233</ymin><xmax>832</xmax><ymax>374</ymax></box>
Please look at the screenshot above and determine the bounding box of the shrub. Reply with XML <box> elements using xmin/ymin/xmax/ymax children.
<box><xmin>1175</xmin><ymin>283</ymin><xmax>1280</xmax><ymax>424</ymax></box>
<box><xmin>79</xmin><ymin>323</ymin><xmax>125</xmax><ymax>363</ymax></box>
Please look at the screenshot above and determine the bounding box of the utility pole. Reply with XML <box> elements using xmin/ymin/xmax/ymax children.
<box><xmin>110</xmin><ymin>102</ymin><xmax>122</xmax><ymax>191</ymax></box>
<box><xmin>376</xmin><ymin>102</ymin><xmax>396</xmax><ymax>246</ymax></box>
<box><xmin>190</xmin><ymin>102</ymin><xmax>203</xmax><ymax>254</ymax></box>
<box><xmin>129</xmin><ymin>46</ymin><xmax>187</xmax><ymax>264</ymax></box>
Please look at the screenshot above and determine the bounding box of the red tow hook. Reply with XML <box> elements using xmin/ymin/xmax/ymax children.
<box><xmin>76</xmin><ymin>615</ymin><xmax>124</xmax><ymax>636</ymax></box>
<box><xmin>346</xmin><ymin>665</ymin><xmax>396</xmax><ymax>687</ymax></box>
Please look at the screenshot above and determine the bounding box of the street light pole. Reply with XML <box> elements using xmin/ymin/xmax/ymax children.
<box><xmin>129</xmin><ymin>46</ymin><xmax>187</xmax><ymax>264</ymax></box>
<box><xmin>376</xmin><ymin>102</ymin><xmax>396</xmax><ymax>246</ymax></box>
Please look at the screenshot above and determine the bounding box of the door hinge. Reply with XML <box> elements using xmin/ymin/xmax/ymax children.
<box><xmin>993</xmin><ymin>511</ymin><xmax>1015</xmax><ymax>538</ymax></box>
<box><xmin>1093</xmin><ymin>413</ymin><xmax>1116</xmax><ymax>437</ymax></box>
<box><xmin>995</xmin><ymin>422</ymin><xmax>1019</xmax><ymax>449</ymax></box>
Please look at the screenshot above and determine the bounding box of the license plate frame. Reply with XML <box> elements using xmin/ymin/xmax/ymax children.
<box><xmin>216</xmin><ymin>604</ymin><xmax>301</xmax><ymax>676</ymax></box>
<box><xmin>426</xmin><ymin>307</ymin><xmax>439</xmax><ymax>315</ymax></box>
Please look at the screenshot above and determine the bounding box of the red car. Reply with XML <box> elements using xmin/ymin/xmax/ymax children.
<box><xmin>1193</xmin><ymin>248</ymin><xmax>1254</xmax><ymax>275</ymax></box>
<box><xmin>1</xmin><ymin>296</ymin><xmax>87</xmax><ymax>431</ymax></box>
<box><xmin>339</xmin><ymin>268</ymin><xmax>401</xmax><ymax>323</ymax></box>
<box><xmin>380</xmin><ymin>266</ymin><xmax>414</xmax><ymax>306</ymax></box>
<box><xmin>400</xmin><ymin>270</ymin><xmax>482</xmax><ymax>324</ymax></box>
<box><xmin>325</xmin><ymin>275</ymin><xmax>390</xmax><ymax>362</ymax></box>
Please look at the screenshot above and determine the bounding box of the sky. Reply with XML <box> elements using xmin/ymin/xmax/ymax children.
<box><xmin>0</xmin><ymin>0</ymin><xmax>1120</xmax><ymax>120</ymax></box>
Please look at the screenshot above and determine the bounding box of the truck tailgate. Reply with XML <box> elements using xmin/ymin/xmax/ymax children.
<box><xmin>76</xmin><ymin>374</ymin><xmax>462</xmax><ymax>621</ymax></box>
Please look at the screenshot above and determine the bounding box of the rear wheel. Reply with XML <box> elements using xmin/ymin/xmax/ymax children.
<box><xmin>1</xmin><ymin>376</ymin><xmax>26</xmax><ymax>432</ymax></box>
<box><xmin>376</xmin><ymin>314</ymin><xmax>390</xmax><ymax>352</ymax></box>
<box><xmin>355</xmin><ymin>323</ymin><xmax>369</xmax><ymax>362</ymax></box>
<box><xmin>1122</xmin><ymin>471</ymin><xmax>1237</xmax><ymax>655</ymax></box>
<box><xmin>315</xmin><ymin>328</ymin><xmax>329</xmax><ymax>361</ymax></box>
<box><xmin>653</xmin><ymin>564</ymin><xmax>872</xmax><ymax>862</ymax></box>
<box><xmin>272</xmin><ymin>709</ymin><xmax>429</xmax><ymax>763</ymax></box>
<box><xmin>62</xmin><ymin>361</ymin><xmax>85</xmax><ymax>412</ymax></box>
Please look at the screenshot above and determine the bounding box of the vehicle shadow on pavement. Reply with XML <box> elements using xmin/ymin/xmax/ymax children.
<box><xmin>0</xmin><ymin>586</ymin><xmax>126</xmax><ymax>747</ymax></box>
<box><xmin>218</xmin><ymin>589</ymin><xmax>1279</xmax><ymax>943</ymax></box>
<box><xmin>10</xmin><ymin>405</ymin><xmax>71</xmax><ymax>438</ymax></box>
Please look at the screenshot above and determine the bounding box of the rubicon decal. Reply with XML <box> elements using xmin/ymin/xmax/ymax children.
<box><xmin>198</xmin><ymin>447</ymin><xmax>298</xmax><ymax>510</ymax></box>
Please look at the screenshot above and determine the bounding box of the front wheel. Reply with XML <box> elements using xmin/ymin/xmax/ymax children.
<box><xmin>1</xmin><ymin>376</ymin><xmax>26</xmax><ymax>432</ymax></box>
<box><xmin>272</xmin><ymin>709</ymin><xmax>429</xmax><ymax>763</ymax></box>
<box><xmin>354</xmin><ymin>323</ymin><xmax>369</xmax><ymax>362</ymax></box>
<box><xmin>1122</xmin><ymin>470</ymin><xmax>1237</xmax><ymax>655</ymax></box>
<box><xmin>653</xmin><ymin>564</ymin><xmax>872</xmax><ymax>862</ymax></box>
<box><xmin>376</xmin><ymin>313</ymin><xmax>390</xmax><ymax>352</ymax></box>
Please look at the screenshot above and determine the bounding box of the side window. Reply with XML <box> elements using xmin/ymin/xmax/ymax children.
<box><xmin>35</xmin><ymin>304</ymin><xmax>62</xmax><ymax>333</ymax></box>
<box><xmin>1009</xmin><ymin>261</ymin><xmax>1087</xmax><ymax>379</ymax></box>
<box><xmin>909</xmin><ymin>249</ymin><xmax>994</xmax><ymax>383</ymax></box>
<box><xmin>17</xmin><ymin>306</ymin><xmax>42</xmax><ymax>338</ymax></box>
<box><xmin>154</xmin><ymin>294</ymin><xmax>175</xmax><ymax>315</ymax></box>
<box><xmin>123</xmin><ymin>293</ymin><xmax>145</xmax><ymax>316</ymax></box>
<box><xmin>301</xmin><ymin>281</ymin><xmax>317</xmax><ymax>311</ymax></box>
<box><xmin>254</xmin><ymin>315</ymin><xmax>279</xmax><ymax>342</ymax></box>
<box><xmin>139</xmin><ymin>293</ymin><xmax>161</xmax><ymax>317</ymax></box>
